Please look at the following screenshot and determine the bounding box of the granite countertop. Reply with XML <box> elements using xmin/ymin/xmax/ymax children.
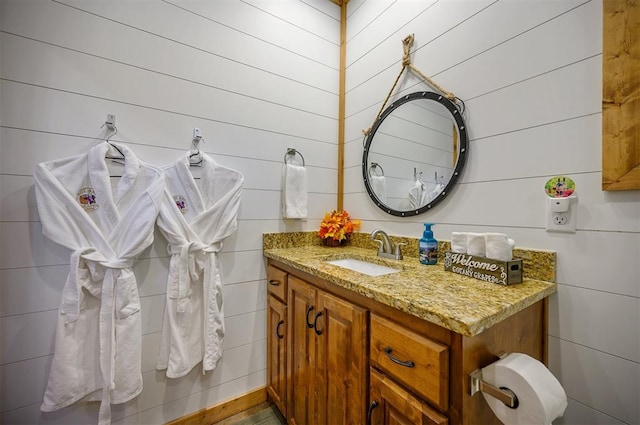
<box><xmin>263</xmin><ymin>232</ymin><xmax>557</xmax><ymax>337</ymax></box>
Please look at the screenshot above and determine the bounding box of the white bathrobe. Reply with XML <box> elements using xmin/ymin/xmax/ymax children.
<box><xmin>156</xmin><ymin>153</ymin><xmax>243</xmax><ymax>378</ymax></box>
<box><xmin>34</xmin><ymin>142</ymin><xmax>164</xmax><ymax>425</ymax></box>
<box><xmin>408</xmin><ymin>180</ymin><xmax>427</xmax><ymax>209</ymax></box>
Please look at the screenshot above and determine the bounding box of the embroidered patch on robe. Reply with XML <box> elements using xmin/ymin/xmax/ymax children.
<box><xmin>76</xmin><ymin>187</ymin><xmax>98</xmax><ymax>211</ymax></box>
<box><xmin>173</xmin><ymin>195</ymin><xmax>188</xmax><ymax>214</ymax></box>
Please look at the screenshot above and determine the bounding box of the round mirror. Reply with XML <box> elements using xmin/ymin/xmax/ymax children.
<box><xmin>362</xmin><ymin>91</ymin><xmax>468</xmax><ymax>217</ymax></box>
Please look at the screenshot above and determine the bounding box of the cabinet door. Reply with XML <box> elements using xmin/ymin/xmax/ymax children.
<box><xmin>315</xmin><ymin>291</ymin><xmax>368</xmax><ymax>425</ymax></box>
<box><xmin>370</xmin><ymin>369</ymin><xmax>448</xmax><ymax>425</ymax></box>
<box><xmin>287</xmin><ymin>277</ymin><xmax>317</xmax><ymax>425</ymax></box>
<box><xmin>267</xmin><ymin>295</ymin><xmax>287</xmax><ymax>416</ymax></box>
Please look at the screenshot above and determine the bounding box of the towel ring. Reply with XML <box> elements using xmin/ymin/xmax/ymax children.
<box><xmin>284</xmin><ymin>148</ymin><xmax>305</xmax><ymax>167</ymax></box>
<box><xmin>369</xmin><ymin>162</ymin><xmax>384</xmax><ymax>177</ymax></box>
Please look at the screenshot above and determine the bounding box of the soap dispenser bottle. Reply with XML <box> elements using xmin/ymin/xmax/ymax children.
<box><xmin>419</xmin><ymin>223</ymin><xmax>438</xmax><ymax>265</ymax></box>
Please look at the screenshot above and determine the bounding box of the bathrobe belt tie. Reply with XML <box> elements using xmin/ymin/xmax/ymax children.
<box><xmin>169</xmin><ymin>241</ymin><xmax>222</xmax><ymax>314</ymax></box>
<box><xmin>62</xmin><ymin>247</ymin><xmax>134</xmax><ymax>323</ymax></box>
<box><xmin>61</xmin><ymin>247</ymin><xmax>135</xmax><ymax>425</ymax></box>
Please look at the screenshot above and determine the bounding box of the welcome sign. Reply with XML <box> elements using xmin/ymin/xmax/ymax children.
<box><xmin>443</xmin><ymin>251</ymin><xmax>523</xmax><ymax>285</ymax></box>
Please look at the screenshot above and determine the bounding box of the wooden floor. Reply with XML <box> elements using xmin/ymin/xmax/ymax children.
<box><xmin>215</xmin><ymin>403</ymin><xmax>286</xmax><ymax>425</ymax></box>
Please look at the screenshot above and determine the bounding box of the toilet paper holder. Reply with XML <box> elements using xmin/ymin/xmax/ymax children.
<box><xmin>470</xmin><ymin>354</ymin><xmax>520</xmax><ymax>409</ymax></box>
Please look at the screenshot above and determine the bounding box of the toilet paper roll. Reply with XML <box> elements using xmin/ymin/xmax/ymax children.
<box><xmin>485</xmin><ymin>233</ymin><xmax>513</xmax><ymax>261</ymax></box>
<box><xmin>467</xmin><ymin>232</ymin><xmax>486</xmax><ymax>257</ymax></box>
<box><xmin>482</xmin><ymin>353</ymin><xmax>567</xmax><ymax>425</ymax></box>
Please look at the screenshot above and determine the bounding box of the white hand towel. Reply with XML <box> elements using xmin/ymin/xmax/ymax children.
<box><xmin>485</xmin><ymin>233</ymin><xmax>514</xmax><ymax>261</ymax></box>
<box><xmin>370</xmin><ymin>175</ymin><xmax>387</xmax><ymax>203</ymax></box>
<box><xmin>451</xmin><ymin>232</ymin><xmax>468</xmax><ymax>253</ymax></box>
<box><xmin>408</xmin><ymin>180</ymin><xmax>424</xmax><ymax>209</ymax></box>
<box><xmin>282</xmin><ymin>163</ymin><xmax>307</xmax><ymax>219</ymax></box>
<box><xmin>467</xmin><ymin>232</ymin><xmax>486</xmax><ymax>257</ymax></box>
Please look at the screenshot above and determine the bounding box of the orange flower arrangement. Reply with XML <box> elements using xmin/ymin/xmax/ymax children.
<box><xmin>318</xmin><ymin>210</ymin><xmax>361</xmax><ymax>242</ymax></box>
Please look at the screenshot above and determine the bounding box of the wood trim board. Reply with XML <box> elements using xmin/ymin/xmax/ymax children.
<box><xmin>602</xmin><ymin>0</ymin><xmax>640</xmax><ymax>190</ymax></box>
<box><xmin>166</xmin><ymin>387</ymin><xmax>267</xmax><ymax>425</ymax></box>
<box><xmin>337</xmin><ymin>1</ymin><xmax>347</xmax><ymax>210</ymax></box>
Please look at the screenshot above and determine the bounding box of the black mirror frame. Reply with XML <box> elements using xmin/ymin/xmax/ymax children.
<box><xmin>362</xmin><ymin>91</ymin><xmax>468</xmax><ymax>217</ymax></box>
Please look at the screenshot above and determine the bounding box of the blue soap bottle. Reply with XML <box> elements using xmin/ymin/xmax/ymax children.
<box><xmin>419</xmin><ymin>223</ymin><xmax>438</xmax><ymax>265</ymax></box>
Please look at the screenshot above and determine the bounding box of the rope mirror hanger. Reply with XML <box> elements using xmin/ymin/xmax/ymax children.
<box><xmin>362</xmin><ymin>33</ymin><xmax>465</xmax><ymax>144</ymax></box>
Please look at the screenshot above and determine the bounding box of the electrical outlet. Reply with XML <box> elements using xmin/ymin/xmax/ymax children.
<box><xmin>546</xmin><ymin>197</ymin><xmax>576</xmax><ymax>233</ymax></box>
<box><xmin>552</xmin><ymin>214</ymin><xmax>568</xmax><ymax>225</ymax></box>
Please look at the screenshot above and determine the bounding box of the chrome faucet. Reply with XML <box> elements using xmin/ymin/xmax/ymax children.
<box><xmin>371</xmin><ymin>229</ymin><xmax>405</xmax><ymax>260</ymax></box>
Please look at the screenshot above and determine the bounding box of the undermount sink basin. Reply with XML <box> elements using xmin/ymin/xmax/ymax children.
<box><xmin>325</xmin><ymin>258</ymin><xmax>400</xmax><ymax>277</ymax></box>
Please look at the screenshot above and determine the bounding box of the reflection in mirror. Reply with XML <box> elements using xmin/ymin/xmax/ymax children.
<box><xmin>363</xmin><ymin>92</ymin><xmax>468</xmax><ymax>216</ymax></box>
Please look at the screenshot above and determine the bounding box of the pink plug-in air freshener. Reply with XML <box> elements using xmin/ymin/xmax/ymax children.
<box><xmin>544</xmin><ymin>176</ymin><xmax>575</xmax><ymax>198</ymax></box>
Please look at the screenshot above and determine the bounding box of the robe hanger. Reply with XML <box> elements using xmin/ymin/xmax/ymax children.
<box><xmin>189</xmin><ymin>128</ymin><xmax>204</xmax><ymax>167</ymax></box>
<box><xmin>101</xmin><ymin>115</ymin><xmax>125</xmax><ymax>162</ymax></box>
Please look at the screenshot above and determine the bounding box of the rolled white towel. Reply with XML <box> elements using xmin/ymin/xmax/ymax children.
<box><xmin>451</xmin><ymin>232</ymin><xmax>468</xmax><ymax>253</ymax></box>
<box><xmin>485</xmin><ymin>233</ymin><xmax>514</xmax><ymax>261</ymax></box>
<box><xmin>467</xmin><ymin>232</ymin><xmax>486</xmax><ymax>257</ymax></box>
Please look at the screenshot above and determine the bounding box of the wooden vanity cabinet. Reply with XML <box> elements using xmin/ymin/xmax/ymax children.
<box><xmin>266</xmin><ymin>258</ymin><xmax>547</xmax><ymax>424</ymax></box>
<box><xmin>266</xmin><ymin>265</ymin><xmax>288</xmax><ymax>417</ymax></box>
<box><xmin>287</xmin><ymin>275</ymin><xmax>368</xmax><ymax>425</ymax></box>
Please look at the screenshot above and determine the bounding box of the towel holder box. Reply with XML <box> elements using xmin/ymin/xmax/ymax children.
<box><xmin>443</xmin><ymin>251</ymin><xmax>523</xmax><ymax>285</ymax></box>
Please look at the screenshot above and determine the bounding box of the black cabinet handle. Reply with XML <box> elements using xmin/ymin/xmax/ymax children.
<box><xmin>276</xmin><ymin>320</ymin><xmax>284</xmax><ymax>339</ymax></box>
<box><xmin>268</xmin><ymin>279</ymin><xmax>281</xmax><ymax>286</ymax></box>
<box><xmin>384</xmin><ymin>347</ymin><xmax>415</xmax><ymax>368</ymax></box>
<box><xmin>306</xmin><ymin>306</ymin><xmax>315</xmax><ymax>328</ymax></box>
<box><xmin>313</xmin><ymin>311</ymin><xmax>324</xmax><ymax>335</ymax></box>
<box><xmin>367</xmin><ymin>400</ymin><xmax>379</xmax><ymax>424</ymax></box>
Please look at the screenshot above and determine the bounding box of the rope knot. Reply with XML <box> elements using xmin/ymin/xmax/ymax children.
<box><xmin>402</xmin><ymin>33</ymin><xmax>414</xmax><ymax>66</ymax></box>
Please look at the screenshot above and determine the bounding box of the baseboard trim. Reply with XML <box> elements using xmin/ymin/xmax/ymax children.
<box><xmin>166</xmin><ymin>387</ymin><xmax>267</xmax><ymax>425</ymax></box>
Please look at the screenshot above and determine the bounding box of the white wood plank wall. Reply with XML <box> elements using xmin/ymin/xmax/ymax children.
<box><xmin>345</xmin><ymin>0</ymin><xmax>640</xmax><ymax>424</ymax></box>
<box><xmin>0</xmin><ymin>0</ymin><xmax>340</xmax><ymax>423</ymax></box>
<box><xmin>344</xmin><ymin>1</ymin><xmax>639</xmax><ymax>424</ymax></box>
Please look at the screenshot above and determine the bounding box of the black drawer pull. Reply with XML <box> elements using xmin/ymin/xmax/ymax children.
<box><xmin>313</xmin><ymin>311</ymin><xmax>324</xmax><ymax>336</ymax></box>
<box><xmin>268</xmin><ymin>279</ymin><xmax>281</xmax><ymax>286</ymax></box>
<box><xmin>306</xmin><ymin>306</ymin><xmax>315</xmax><ymax>328</ymax></box>
<box><xmin>384</xmin><ymin>347</ymin><xmax>415</xmax><ymax>368</ymax></box>
<box><xmin>367</xmin><ymin>400</ymin><xmax>379</xmax><ymax>424</ymax></box>
<box><xmin>276</xmin><ymin>320</ymin><xmax>285</xmax><ymax>339</ymax></box>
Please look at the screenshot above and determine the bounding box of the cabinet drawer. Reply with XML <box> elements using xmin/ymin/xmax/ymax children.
<box><xmin>370</xmin><ymin>314</ymin><xmax>449</xmax><ymax>411</ymax></box>
<box><xmin>370</xmin><ymin>368</ymin><xmax>448</xmax><ymax>425</ymax></box>
<box><xmin>267</xmin><ymin>265</ymin><xmax>287</xmax><ymax>302</ymax></box>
